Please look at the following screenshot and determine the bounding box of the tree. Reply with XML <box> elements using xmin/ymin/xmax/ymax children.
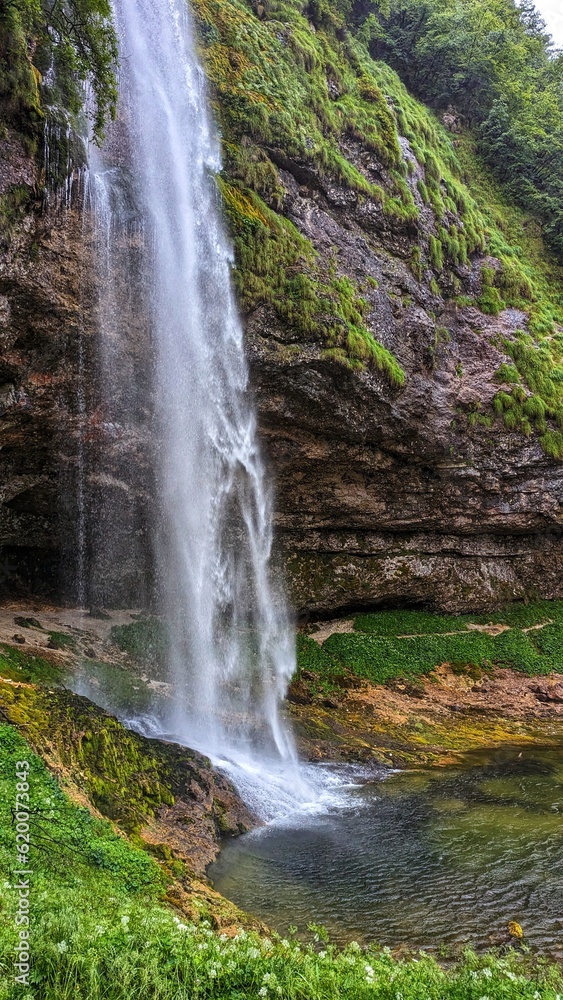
<box><xmin>0</xmin><ymin>0</ymin><xmax>117</xmax><ymax>142</ymax></box>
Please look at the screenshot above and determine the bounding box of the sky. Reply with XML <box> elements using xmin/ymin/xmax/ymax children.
<box><xmin>532</xmin><ymin>0</ymin><xmax>563</xmax><ymax>46</ymax></box>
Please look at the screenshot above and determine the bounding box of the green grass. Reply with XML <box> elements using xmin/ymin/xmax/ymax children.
<box><xmin>0</xmin><ymin>722</ymin><xmax>164</xmax><ymax>902</ymax></box>
<box><xmin>191</xmin><ymin>0</ymin><xmax>490</xmax><ymax>378</ymax></box>
<box><xmin>0</xmin><ymin>644</ymin><xmax>64</xmax><ymax>685</ymax></box>
<box><xmin>454</xmin><ymin>139</ymin><xmax>563</xmax><ymax>452</ymax></box>
<box><xmin>191</xmin><ymin>0</ymin><xmax>563</xmax><ymax>453</ymax></box>
<box><xmin>298</xmin><ymin>601</ymin><xmax>563</xmax><ymax>688</ymax></box>
<box><xmin>0</xmin><ymin>727</ymin><xmax>562</xmax><ymax>999</ymax></box>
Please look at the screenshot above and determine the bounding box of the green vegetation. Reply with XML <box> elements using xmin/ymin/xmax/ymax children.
<box><xmin>354</xmin><ymin>0</ymin><xmax>563</xmax><ymax>262</ymax></box>
<box><xmin>110</xmin><ymin>616</ymin><xmax>169</xmax><ymax>670</ymax></box>
<box><xmin>298</xmin><ymin>601</ymin><xmax>563</xmax><ymax>688</ymax></box>
<box><xmin>0</xmin><ymin>680</ymin><xmax>180</xmax><ymax>834</ymax></box>
<box><xmin>194</xmin><ymin>0</ymin><xmax>418</xmax><ymax>381</ymax></box>
<box><xmin>0</xmin><ymin>643</ymin><xmax>64</xmax><ymax>685</ymax></box>
<box><xmin>190</xmin><ymin>0</ymin><xmax>563</xmax><ymax>449</ymax></box>
<box><xmin>218</xmin><ymin>180</ymin><xmax>405</xmax><ymax>380</ymax></box>
<box><xmin>0</xmin><ymin>0</ymin><xmax>117</xmax><ymax>142</ymax></box>
<box><xmin>2</xmin><ymin>0</ymin><xmax>563</xmax><ymax>442</ymax></box>
<box><xmin>1</xmin><ymin>726</ymin><xmax>562</xmax><ymax>999</ymax></box>
<box><xmin>452</xmin><ymin>137</ymin><xmax>563</xmax><ymax>446</ymax></box>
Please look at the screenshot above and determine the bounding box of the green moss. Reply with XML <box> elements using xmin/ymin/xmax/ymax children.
<box><xmin>0</xmin><ymin>724</ymin><xmax>164</xmax><ymax>896</ymax></box>
<box><xmin>46</xmin><ymin>630</ymin><xmax>79</xmax><ymax>652</ymax></box>
<box><xmin>477</xmin><ymin>285</ymin><xmax>505</xmax><ymax>316</ymax></box>
<box><xmin>428</xmin><ymin>234</ymin><xmax>444</xmax><ymax>271</ymax></box>
<box><xmin>189</xmin><ymin>0</ymin><xmax>563</xmax><ymax>455</ymax></box>
<box><xmin>493</xmin><ymin>363</ymin><xmax>521</xmax><ymax>385</ymax></box>
<box><xmin>295</xmin><ymin>634</ymin><xmax>345</xmax><ymax>694</ymax></box>
<box><xmin>0</xmin><ymin>183</ymin><xmax>35</xmax><ymax>243</ymax></box>
<box><xmin>220</xmin><ymin>177</ymin><xmax>405</xmax><ymax>382</ymax></box>
<box><xmin>539</xmin><ymin>430</ymin><xmax>563</xmax><ymax>460</ymax></box>
<box><xmin>0</xmin><ymin>682</ymin><xmax>178</xmax><ymax>833</ymax></box>
<box><xmin>0</xmin><ymin>643</ymin><xmax>65</xmax><ymax>685</ymax></box>
<box><xmin>110</xmin><ymin>617</ymin><xmax>168</xmax><ymax>669</ymax></box>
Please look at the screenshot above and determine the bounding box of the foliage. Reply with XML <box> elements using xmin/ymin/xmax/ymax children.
<box><xmin>0</xmin><ymin>0</ymin><xmax>117</xmax><ymax>141</ymax></box>
<box><xmin>219</xmin><ymin>179</ymin><xmax>404</xmax><ymax>379</ymax></box>
<box><xmin>298</xmin><ymin>601</ymin><xmax>563</xmax><ymax>686</ymax></box>
<box><xmin>0</xmin><ymin>724</ymin><xmax>562</xmax><ymax>999</ymax></box>
<box><xmin>349</xmin><ymin>0</ymin><xmax>563</xmax><ymax>263</ymax></box>
<box><xmin>452</xmin><ymin>136</ymin><xmax>563</xmax><ymax>450</ymax></box>
<box><xmin>191</xmin><ymin>0</ymin><xmax>423</xmax><ymax>377</ymax></box>
<box><xmin>0</xmin><ymin>724</ymin><xmax>164</xmax><ymax>900</ymax></box>
<box><xmin>193</xmin><ymin>0</ymin><xmax>563</xmax><ymax>446</ymax></box>
<box><xmin>0</xmin><ymin>680</ymin><xmax>180</xmax><ymax>834</ymax></box>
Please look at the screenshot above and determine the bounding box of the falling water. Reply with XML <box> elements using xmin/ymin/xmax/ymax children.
<box><xmin>86</xmin><ymin>0</ymin><xmax>307</xmax><ymax>814</ymax></box>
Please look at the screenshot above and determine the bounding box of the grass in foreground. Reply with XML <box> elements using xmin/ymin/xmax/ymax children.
<box><xmin>1</xmin><ymin>726</ymin><xmax>563</xmax><ymax>997</ymax></box>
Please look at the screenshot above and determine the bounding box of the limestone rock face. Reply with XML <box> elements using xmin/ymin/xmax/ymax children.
<box><xmin>0</xmin><ymin>130</ymin><xmax>154</xmax><ymax>605</ymax></box>
<box><xmin>0</xmin><ymin>131</ymin><xmax>561</xmax><ymax>613</ymax></box>
<box><xmin>247</xmin><ymin>162</ymin><xmax>563</xmax><ymax>614</ymax></box>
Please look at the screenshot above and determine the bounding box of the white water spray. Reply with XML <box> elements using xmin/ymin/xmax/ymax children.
<box><xmin>88</xmin><ymin>0</ymin><xmax>308</xmax><ymax>813</ymax></box>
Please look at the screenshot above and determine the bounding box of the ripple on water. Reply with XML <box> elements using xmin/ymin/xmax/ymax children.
<box><xmin>209</xmin><ymin>747</ymin><xmax>563</xmax><ymax>957</ymax></box>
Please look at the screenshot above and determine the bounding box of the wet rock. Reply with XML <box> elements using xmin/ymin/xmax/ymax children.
<box><xmin>531</xmin><ymin>683</ymin><xmax>563</xmax><ymax>704</ymax></box>
<box><xmin>0</xmin><ymin>118</ymin><xmax>562</xmax><ymax>615</ymax></box>
<box><xmin>13</xmin><ymin>616</ymin><xmax>43</xmax><ymax>628</ymax></box>
<box><xmin>0</xmin><ymin>680</ymin><xmax>256</xmax><ymax>874</ymax></box>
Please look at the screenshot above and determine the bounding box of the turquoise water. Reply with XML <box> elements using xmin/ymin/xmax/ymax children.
<box><xmin>210</xmin><ymin>748</ymin><xmax>563</xmax><ymax>956</ymax></box>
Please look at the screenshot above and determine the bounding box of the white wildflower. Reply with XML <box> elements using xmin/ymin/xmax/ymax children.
<box><xmin>482</xmin><ymin>968</ymin><xmax>492</xmax><ymax>979</ymax></box>
<box><xmin>120</xmin><ymin>915</ymin><xmax>130</xmax><ymax>927</ymax></box>
<box><xmin>56</xmin><ymin>941</ymin><xmax>68</xmax><ymax>954</ymax></box>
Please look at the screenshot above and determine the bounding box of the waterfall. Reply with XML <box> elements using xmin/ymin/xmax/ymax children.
<box><xmin>86</xmin><ymin>0</ymin><xmax>307</xmax><ymax>815</ymax></box>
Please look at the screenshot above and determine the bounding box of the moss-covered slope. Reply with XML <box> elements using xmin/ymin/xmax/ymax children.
<box><xmin>1</xmin><ymin>0</ymin><xmax>563</xmax><ymax>611</ymax></box>
<box><xmin>190</xmin><ymin>0</ymin><xmax>563</xmax><ymax>454</ymax></box>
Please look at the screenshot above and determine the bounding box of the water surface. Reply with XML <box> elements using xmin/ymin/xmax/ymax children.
<box><xmin>210</xmin><ymin>748</ymin><xmax>563</xmax><ymax>955</ymax></box>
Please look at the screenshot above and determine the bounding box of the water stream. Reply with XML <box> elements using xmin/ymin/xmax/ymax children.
<box><xmin>83</xmin><ymin>0</ymin><xmax>305</xmax><ymax>814</ymax></box>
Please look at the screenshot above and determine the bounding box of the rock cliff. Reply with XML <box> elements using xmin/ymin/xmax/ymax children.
<box><xmin>249</xmin><ymin>165</ymin><xmax>563</xmax><ymax>613</ymax></box>
<box><xmin>0</xmin><ymin>0</ymin><xmax>562</xmax><ymax>615</ymax></box>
